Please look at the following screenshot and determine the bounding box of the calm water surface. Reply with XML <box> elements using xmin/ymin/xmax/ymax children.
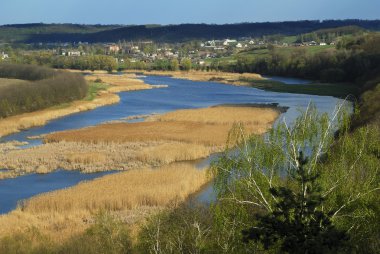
<box><xmin>0</xmin><ymin>75</ymin><xmax>344</xmax><ymax>213</ymax></box>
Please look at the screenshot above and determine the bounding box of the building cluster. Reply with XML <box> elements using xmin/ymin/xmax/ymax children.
<box><xmin>1</xmin><ymin>52</ymin><xmax>9</xmax><ymax>60</ymax></box>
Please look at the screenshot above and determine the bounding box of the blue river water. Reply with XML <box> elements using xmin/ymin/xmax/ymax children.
<box><xmin>0</xmin><ymin>75</ymin><xmax>344</xmax><ymax>214</ymax></box>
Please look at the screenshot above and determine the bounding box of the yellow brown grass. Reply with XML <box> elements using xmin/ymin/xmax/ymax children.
<box><xmin>45</xmin><ymin>106</ymin><xmax>279</xmax><ymax>146</ymax></box>
<box><xmin>0</xmin><ymin>78</ymin><xmax>28</xmax><ymax>87</ymax></box>
<box><xmin>125</xmin><ymin>70</ymin><xmax>264</xmax><ymax>86</ymax></box>
<box><xmin>0</xmin><ymin>163</ymin><xmax>208</xmax><ymax>241</ymax></box>
<box><xmin>85</xmin><ymin>73</ymin><xmax>153</xmax><ymax>92</ymax></box>
<box><xmin>0</xmin><ymin>141</ymin><xmax>216</xmax><ymax>175</ymax></box>
<box><xmin>23</xmin><ymin>163</ymin><xmax>208</xmax><ymax>213</ymax></box>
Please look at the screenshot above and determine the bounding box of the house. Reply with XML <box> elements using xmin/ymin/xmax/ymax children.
<box><xmin>236</xmin><ymin>43</ymin><xmax>243</xmax><ymax>48</ymax></box>
<box><xmin>105</xmin><ymin>44</ymin><xmax>120</xmax><ymax>53</ymax></box>
<box><xmin>308</xmin><ymin>41</ymin><xmax>318</xmax><ymax>46</ymax></box>
<box><xmin>249</xmin><ymin>40</ymin><xmax>255</xmax><ymax>45</ymax></box>
<box><xmin>1</xmin><ymin>52</ymin><xmax>9</xmax><ymax>60</ymax></box>
<box><xmin>223</xmin><ymin>39</ymin><xmax>237</xmax><ymax>46</ymax></box>
<box><xmin>319</xmin><ymin>42</ymin><xmax>327</xmax><ymax>46</ymax></box>
<box><xmin>67</xmin><ymin>51</ymin><xmax>82</xmax><ymax>57</ymax></box>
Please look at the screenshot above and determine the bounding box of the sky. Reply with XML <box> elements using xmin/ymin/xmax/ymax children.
<box><xmin>1</xmin><ymin>0</ymin><xmax>379</xmax><ymax>25</ymax></box>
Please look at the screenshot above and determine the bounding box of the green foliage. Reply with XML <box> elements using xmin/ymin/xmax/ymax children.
<box><xmin>209</xmin><ymin>103</ymin><xmax>379</xmax><ymax>252</ymax></box>
<box><xmin>138</xmin><ymin>204</ymin><xmax>213</xmax><ymax>254</ymax></box>
<box><xmin>242</xmin><ymin>152</ymin><xmax>348</xmax><ymax>253</ymax></box>
<box><xmin>170</xmin><ymin>59</ymin><xmax>179</xmax><ymax>71</ymax></box>
<box><xmin>61</xmin><ymin>212</ymin><xmax>132</xmax><ymax>254</ymax></box>
<box><xmin>181</xmin><ymin>58</ymin><xmax>192</xmax><ymax>71</ymax></box>
<box><xmin>319</xmin><ymin>124</ymin><xmax>380</xmax><ymax>253</ymax></box>
<box><xmin>85</xmin><ymin>82</ymin><xmax>109</xmax><ymax>101</ymax></box>
<box><xmin>0</xmin><ymin>212</ymin><xmax>132</xmax><ymax>254</ymax></box>
<box><xmin>0</xmin><ymin>64</ymin><xmax>88</xmax><ymax>118</ymax></box>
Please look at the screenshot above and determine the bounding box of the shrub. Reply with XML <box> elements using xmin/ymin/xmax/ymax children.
<box><xmin>0</xmin><ymin>63</ymin><xmax>88</xmax><ymax>118</ymax></box>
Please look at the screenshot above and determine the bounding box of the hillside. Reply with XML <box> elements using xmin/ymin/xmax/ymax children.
<box><xmin>0</xmin><ymin>23</ymin><xmax>121</xmax><ymax>43</ymax></box>
<box><xmin>1</xmin><ymin>20</ymin><xmax>380</xmax><ymax>43</ymax></box>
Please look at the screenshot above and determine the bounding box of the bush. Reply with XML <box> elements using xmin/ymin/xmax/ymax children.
<box><xmin>0</xmin><ymin>63</ymin><xmax>88</xmax><ymax>118</ymax></box>
<box><xmin>60</xmin><ymin>212</ymin><xmax>132</xmax><ymax>254</ymax></box>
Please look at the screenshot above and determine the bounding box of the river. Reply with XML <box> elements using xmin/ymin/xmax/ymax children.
<box><xmin>0</xmin><ymin>75</ymin><xmax>345</xmax><ymax>214</ymax></box>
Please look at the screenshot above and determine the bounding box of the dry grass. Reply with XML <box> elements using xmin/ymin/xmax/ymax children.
<box><xmin>45</xmin><ymin>106</ymin><xmax>278</xmax><ymax>146</ymax></box>
<box><xmin>0</xmin><ymin>163</ymin><xmax>208</xmax><ymax>241</ymax></box>
<box><xmin>148</xmin><ymin>106</ymin><xmax>279</xmax><ymax>125</ymax></box>
<box><xmin>85</xmin><ymin>73</ymin><xmax>153</xmax><ymax>92</ymax></box>
<box><xmin>0</xmin><ymin>78</ymin><xmax>28</xmax><ymax>87</ymax></box>
<box><xmin>1</xmin><ymin>106</ymin><xmax>278</xmax><ymax>177</ymax></box>
<box><xmin>126</xmin><ymin>70</ymin><xmax>264</xmax><ymax>85</ymax></box>
<box><xmin>0</xmin><ymin>140</ymin><xmax>216</xmax><ymax>175</ymax></box>
<box><xmin>23</xmin><ymin>163</ymin><xmax>208</xmax><ymax>213</ymax></box>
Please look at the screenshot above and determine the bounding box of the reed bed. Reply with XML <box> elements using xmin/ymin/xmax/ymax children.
<box><xmin>0</xmin><ymin>106</ymin><xmax>278</xmax><ymax>177</ymax></box>
<box><xmin>0</xmin><ymin>164</ymin><xmax>208</xmax><ymax>241</ymax></box>
<box><xmin>126</xmin><ymin>70</ymin><xmax>264</xmax><ymax>85</ymax></box>
<box><xmin>85</xmin><ymin>73</ymin><xmax>153</xmax><ymax>92</ymax></box>
<box><xmin>23</xmin><ymin>163</ymin><xmax>208</xmax><ymax>213</ymax></box>
<box><xmin>0</xmin><ymin>141</ymin><xmax>216</xmax><ymax>175</ymax></box>
<box><xmin>148</xmin><ymin>106</ymin><xmax>279</xmax><ymax>125</ymax></box>
<box><xmin>45</xmin><ymin>106</ymin><xmax>278</xmax><ymax>146</ymax></box>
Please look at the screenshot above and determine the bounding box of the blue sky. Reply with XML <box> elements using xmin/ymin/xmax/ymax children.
<box><xmin>1</xmin><ymin>0</ymin><xmax>379</xmax><ymax>25</ymax></box>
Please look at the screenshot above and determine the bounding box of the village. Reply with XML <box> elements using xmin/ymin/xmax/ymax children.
<box><xmin>0</xmin><ymin>35</ymin><xmax>336</xmax><ymax>69</ymax></box>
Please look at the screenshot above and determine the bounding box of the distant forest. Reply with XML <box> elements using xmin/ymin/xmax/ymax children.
<box><xmin>1</xmin><ymin>20</ymin><xmax>380</xmax><ymax>43</ymax></box>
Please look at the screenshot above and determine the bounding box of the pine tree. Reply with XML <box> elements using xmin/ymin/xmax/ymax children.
<box><xmin>242</xmin><ymin>151</ymin><xmax>348</xmax><ymax>253</ymax></box>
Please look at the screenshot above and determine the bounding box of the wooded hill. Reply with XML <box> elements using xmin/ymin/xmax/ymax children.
<box><xmin>1</xmin><ymin>19</ymin><xmax>380</xmax><ymax>43</ymax></box>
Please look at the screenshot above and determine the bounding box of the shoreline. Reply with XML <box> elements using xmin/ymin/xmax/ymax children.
<box><xmin>0</xmin><ymin>105</ymin><xmax>281</xmax><ymax>179</ymax></box>
<box><xmin>126</xmin><ymin>70</ymin><xmax>358</xmax><ymax>98</ymax></box>
<box><xmin>125</xmin><ymin>69</ymin><xmax>264</xmax><ymax>86</ymax></box>
<box><xmin>0</xmin><ymin>72</ymin><xmax>156</xmax><ymax>139</ymax></box>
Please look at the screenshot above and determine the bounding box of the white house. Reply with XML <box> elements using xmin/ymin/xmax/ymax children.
<box><xmin>223</xmin><ymin>39</ymin><xmax>237</xmax><ymax>46</ymax></box>
<box><xmin>67</xmin><ymin>51</ymin><xmax>82</xmax><ymax>57</ymax></box>
<box><xmin>1</xmin><ymin>52</ymin><xmax>9</xmax><ymax>60</ymax></box>
<box><xmin>309</xmin><ymin>41</ymin><xmax>318</xmax><ymax>46</ymax></box>
<box><xmin>319</xmin><ymin>42</ymin><xmax>327</xmax><ymax>46</ymax></box>
<box><xmin>236</xmin><ymin>43</ymin><xmax>243</xmax><ymax>48</ymax></box>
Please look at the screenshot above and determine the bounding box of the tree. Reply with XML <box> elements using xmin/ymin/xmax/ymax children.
<box><xmin>181</xmin><ymin>58</ymin><xmax>192</xmax><ymax>71</ymax></box>
<box><xmin>242</xmin><ymin>151</ymin><xmax>347</xmax><ymax>253</ymax></box>
<box><xmin>211</xmin><ymin>103</ymin><xmax>380</xmax><ymax>252</ymax></box>
<box><xmin>170</xmin><ymin>59</ymin><xmax>179</xmax><ymax>71</ymax></box>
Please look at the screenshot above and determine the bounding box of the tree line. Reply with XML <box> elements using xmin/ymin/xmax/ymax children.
<box><xmin>219</xmin><ymin>33</ymin><xmax>380</xmax><ymax>89</ymax></box>
<box><xmin>0</xmin><ymin>64</ymin><xmax>88</xmax><ymax>118</ymax></box>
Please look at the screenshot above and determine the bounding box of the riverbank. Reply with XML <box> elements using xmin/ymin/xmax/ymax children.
<box><xmin>125</xmin><ymin>69</ymin><xmax>263</xmax><ymax>86</ymax></box>
<box><xmin>0</xmin><ymin>105</ymin><xmax>280</xmax><ymax>178</ymax></box>
<box><xmin>0</xmin><ymin>73</ymin><xmax>155</xmax><ymax>138</ymax></box>
<box><xmin>126</xmin><ymin>70</ymin><xmax>359</xmax><ymax>98</ymax></box>
<box><xmin>0</xmin><ymin>163</ymin><xmax>209</xmax><ymax>243</ymax></box>
<box><xmin>0</xmin><ymin>105</ymin><xmax>281</xmax><ymax>243</ymax></box>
